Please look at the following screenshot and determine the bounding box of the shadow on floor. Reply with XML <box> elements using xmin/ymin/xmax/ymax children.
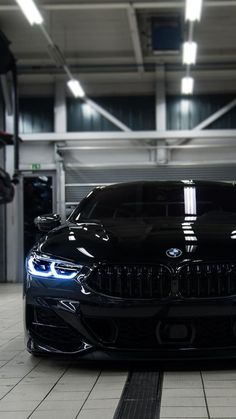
<box><xmin>31</xmin><ymin>354</ymin><xmax>236</xmax><ymax>372</ymax></box>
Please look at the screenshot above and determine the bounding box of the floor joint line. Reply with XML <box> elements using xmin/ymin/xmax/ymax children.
<box><xmin>75</xmin><ymin>368</ymin><xmax>102</xmax><ymax>418</ymax></box>
<box><xmin>0</xmin><ymin>355</ymin><xmax>42</xmax><ymax>401</ymax></box>
<box><xmin>200</xmin><ymin>370</ymin><xmax>211</xmax><ymax>419</ymax></box>
<box><xmin>27</xmin><ymin>361</ymin><xmax>71</xmax><ymax>418</ymax></box>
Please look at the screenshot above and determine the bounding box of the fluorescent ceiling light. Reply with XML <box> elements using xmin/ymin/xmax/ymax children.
<box><xmin>181</xmin><ymin>77</ymin><xmax>194</xmax><ymax>95</ymax></box>
<box><xmin>15</xmin><ymin>0</ymin><xmax>43</xmax><ymax>25</ymax></box>
<box><xmin>185</xmin><ymin>0</ymin><xmax>203</xmax><ymax>22</ymax></box>
<box><xmin>183</xmin><ymin>42</ymin><xmax>197</xmax><ymax>65</ymax></box>
<box><xmin>67</xmin><ymin>79</ymin><xmax>85</xmax><ymax>98</ymax></box>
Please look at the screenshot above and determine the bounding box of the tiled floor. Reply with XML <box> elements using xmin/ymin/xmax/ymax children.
<box><xmin>0</xmin><ymin>285</ymin><xmax>127</xmax><ymax>419</ymax></box>
<box><xmin>2</xmin><ymin>285</ymin><xmax>236</xmax><ymax>419</ymax></box>
<box><xmin>160</xmin><ymin>370</ymin><xmax>236</xmax><ymax>419</ymax></box>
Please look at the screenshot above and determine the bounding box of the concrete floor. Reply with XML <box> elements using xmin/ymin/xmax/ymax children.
<box><xmin>1</xmin><ymin>285</ymin><xmax>236</xmax><ymax>419</ymax></box>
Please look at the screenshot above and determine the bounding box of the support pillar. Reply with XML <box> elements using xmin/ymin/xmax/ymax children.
<box><xmin>54</xmin><ymin>80</ymin><xmax>66</xmax><ymax>221</ymax></box>
<box><xmin>155</xmin><ymin>66</ymin><xmax>168</xmax><ymax>164</ymax></box>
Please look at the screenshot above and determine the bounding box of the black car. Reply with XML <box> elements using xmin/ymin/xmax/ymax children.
<box><xmin>24</xmin><ymin>180</ymin><xmax>236</xmax><ymax>360</ymax></box>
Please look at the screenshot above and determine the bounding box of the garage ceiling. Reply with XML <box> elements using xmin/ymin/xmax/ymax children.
<box><xmin>0</xmin><ymin>0</ymin><xmax>236</xmax><ymax>95</ymax></box>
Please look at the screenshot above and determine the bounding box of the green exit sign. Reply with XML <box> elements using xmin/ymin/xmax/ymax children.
<box><xmin>31</xmin><ymin>163</ymin><xmax>41</xmax><ymax>171</ymax></box>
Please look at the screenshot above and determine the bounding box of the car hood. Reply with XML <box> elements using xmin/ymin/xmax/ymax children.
<box><xmin>38</xmin><ymin>216</ymin><xmax>236</xmax><ymax>264</ymax></box>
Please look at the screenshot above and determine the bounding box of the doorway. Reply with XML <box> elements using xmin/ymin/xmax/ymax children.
<box><xmin>23</xmin><ymin>173</ymin><xmax>56</xmax><ymax>259</ymax></box>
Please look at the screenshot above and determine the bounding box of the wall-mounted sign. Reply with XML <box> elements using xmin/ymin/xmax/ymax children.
<box><xmin>31</xmin><ymin>163</ymin><xmax>41</xmax><ymax>171</ymax></box>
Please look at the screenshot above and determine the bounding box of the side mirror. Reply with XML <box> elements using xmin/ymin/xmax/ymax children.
<box><xmin>34</xmin><ymin>214</ymin><xmax>61</xmax><ymax>233</ymax></box>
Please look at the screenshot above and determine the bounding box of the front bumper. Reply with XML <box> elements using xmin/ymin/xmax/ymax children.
<box><xmin>24</xmin><ymin>275</ymin><xmax>236</xmax><ymax>360</ymax></box>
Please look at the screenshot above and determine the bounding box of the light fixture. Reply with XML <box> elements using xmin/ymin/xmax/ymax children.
<box><xmin>67</xmin><ymin>79</ymin><xmax>85</xmax><ymax>98</ymax></box>
<box><xmin>15</xmin><ymin>0</ymin><xmax>43</xmax><ymax>25</ymax></box>
<box><xmin>181</xmin><ymin>76</ymin><xmax>194</xmax><ymax>95</ymax></box>
<box><xmin>185</xmin><ymin>0</ymin><xmax>203</xmax><ymax>22</ymax></box>
<box><xmin>183</xmin><ymin>41</ymin><xmax>197</xmax><ymax>65</ymax></box>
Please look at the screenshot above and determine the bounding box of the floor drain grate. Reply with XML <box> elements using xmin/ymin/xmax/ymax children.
<box><xmin>114</xmin><ymin>370</ymin><xmax>163</xmax><ymax>419</ymax></box>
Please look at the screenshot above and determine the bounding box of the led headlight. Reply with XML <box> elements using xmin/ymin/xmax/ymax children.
<box><xmin>27</xmin><ymin>253</ymin><xmax>83</xmax><ymax>279</ymax></box>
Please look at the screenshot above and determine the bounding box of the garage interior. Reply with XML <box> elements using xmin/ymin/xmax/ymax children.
<box><xmin>2</xmin><ymin>0</ymin><xmax>236</xmax><ymax>418</ymax></box>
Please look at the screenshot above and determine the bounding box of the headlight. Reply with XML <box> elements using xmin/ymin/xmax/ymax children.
<box><xmin>27</xmin><ymin>253</ymin><xmax>83</xmax><ymax>279</ymax></box>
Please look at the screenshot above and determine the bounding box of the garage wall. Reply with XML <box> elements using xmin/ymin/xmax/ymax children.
<box><xmin>67</xmin><ymin>96</ymin><xmax>155</xmax><ymax>131</ymax></box>
<box><xmin>65</xmin><ymin>165</ymin><xmax>236</xmax><ymax>206</ymax></box>
<box><xmin>20</xmin><ymin>143</ymin><xmax>55</xmax><ymax>169</ymax></box>
<box><xmin>67</xmin><ymin>94</ymin><xmax>236</xmax><ymax>131</ymax></box>
<box><xmin>19</xmin><ymin>97</ymin><xmax>54</xmax><ymax>133</ymax></box>
<box><xmin>167</xmin><ymin>95</ymin><xmax>236</xmax><ymax>130</ymax></box>
<box><xmin>18</xmin><ymin>94</ymin><xmax>236</xmax><ymax>134</ymax></box>
<box><xmin>18</xmin><ymin>94</ymin><xmax>236</xmax><ymax>174</ymax></box>
<box><xmin>18</xmin><ymin>93</ymin><xmax>236</xmax><ymax>210</ymax></box>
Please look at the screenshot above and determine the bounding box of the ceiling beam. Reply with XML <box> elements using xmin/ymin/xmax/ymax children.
<box><xmin>0</xmin><ymin>3</ymin><xmax>181</xmax><ymax>11</ymax></box>
<box><xmin>20</xmin><ymin>130</ymin><xmax>236</xmax><ymax>143</ymax></box>
<box><xmin>16</xmin><ymin>69</ymin><xmax>236</xmax><ymax>82</ymax></box>
<box><xmin>2</xmin><ymin>1</ymin><xmax>236</xmax><ymax>12</ymax></box>
<box><xmin>127</xmin><ymin>5</ymin><xmax>144</xmax><ymax>73</ymax></box>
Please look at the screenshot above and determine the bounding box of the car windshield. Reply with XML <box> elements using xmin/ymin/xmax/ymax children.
<box><xmin>72</xmin><ymin>183</ymin><xmax>236</xmax><ymax>221</ymax></box>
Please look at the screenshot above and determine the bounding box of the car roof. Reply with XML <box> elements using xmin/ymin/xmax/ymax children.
<box><xmin>95</xmin><ymin>180</ymin><xmax>235</xmax><ymax>192</ymax></box>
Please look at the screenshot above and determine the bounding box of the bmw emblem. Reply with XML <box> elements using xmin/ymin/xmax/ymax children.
<box><xmin>166</xmin><ymin>248</ymin><xmax>182</xmax><ymax>258</ymax></box>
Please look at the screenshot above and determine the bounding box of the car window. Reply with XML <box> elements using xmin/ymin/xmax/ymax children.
<box><xmin>73</xmin><ymin>184</ymin><xmax>236</xmax><ymax>221</ymax></box>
